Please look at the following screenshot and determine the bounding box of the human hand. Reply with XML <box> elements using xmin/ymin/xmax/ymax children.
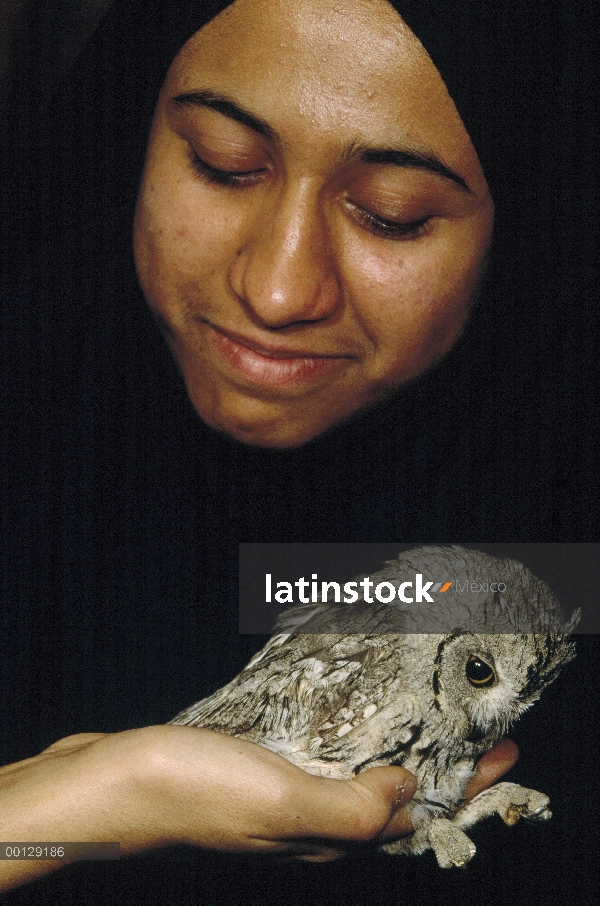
<box><xmin>0</xmin><ymin>725</ymin><xmax>414</xmax><ymax>890</ymax></box>
<box><xmin>119</xmin><ymin>725</ymin><xmax>417</xmax><ymax>862</ymax></box>
<box><xmin>0</xmin><ymin>726</ymin><xmax>518</xmax><ymax>891</ymax></box>
<box><xmin>40</xmin><ymin>727</ymin><xmax>515</xmax><ymax>859</ymax></box>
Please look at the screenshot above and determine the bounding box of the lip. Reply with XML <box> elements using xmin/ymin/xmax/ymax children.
<box><xmin>203</xmin><ymin>322</ymin><xmax>355</xmax><ymax>390</ymax></box>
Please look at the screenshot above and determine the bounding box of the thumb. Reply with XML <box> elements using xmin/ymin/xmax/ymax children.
<box><xmin>301</xmin><ymin>766</ymin><xmax>416</xmax><ymax>843</ymax></box>
<box><xmin>351</xmin><ymin>766</ymin><xmax>417</xmax><ymax>839</ymax></box>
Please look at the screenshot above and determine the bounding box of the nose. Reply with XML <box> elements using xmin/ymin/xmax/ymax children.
<box><xmin>227</xmin><ymin>182</ymin><xmax>342</xmax><ymax>329</ymax></box>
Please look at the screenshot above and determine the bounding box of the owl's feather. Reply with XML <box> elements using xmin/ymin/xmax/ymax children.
<box><xmin>171</xmin><ymin>546</ymin><xmax>578</xmax><ymax>867</ymax></box>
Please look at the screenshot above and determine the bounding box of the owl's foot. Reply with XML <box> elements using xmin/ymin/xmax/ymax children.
<box><xmin>453</xmin><ymin>781</ymin><xmax>552</xmax><ymax>829</ymax></box>
<box><xmin>428</xmin><ymin>818</ymin><xmax>477</xmax><ymax>868</ymax></box>
<box><xmin>382</xmin><ymin>782</ymin><xmax>552</xmax><ymax>866</ymax></box>
<box><xmin>380</xmin><ymin>818</ymin><xmax>476</xmax><ymax>868</ymax></box>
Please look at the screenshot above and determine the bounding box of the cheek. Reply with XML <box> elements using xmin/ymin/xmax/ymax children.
<box><xmin>135</xmin><ymin>165</ymin><xmax>237</xmax><ymax>311</ymax></box>
<box><xmin>344</xmin><ymin>231</ymin><xmax>484</xmax><ymax>380</ymax></box>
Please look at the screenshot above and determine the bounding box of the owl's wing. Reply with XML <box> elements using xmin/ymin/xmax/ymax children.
<box><xmin>169</xmin><ymin>630</ymin><xmax>296</xmax><ymax>729</ymax></box>
<box><xmin>171</xmin><ymin>633</ymin><xmax>422</xmax><ymax>778</ymax></box>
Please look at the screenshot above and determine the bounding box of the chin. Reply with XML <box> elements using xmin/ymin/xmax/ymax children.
<box><xmin>195</xmin><ymin>394</ymin><xmax>362</xmax><ymax>449</ymax></box>
<box><xmin>185</xmin><ymin>371</ymin><xmax>406</xmax><ymax>448</ymax></box>
<box><xmin>191</xmin><ymin>398</ymin><xmax>319</xmax><ymax>449</ymax></box>
<box><xmin>211</xmin><ymin>414</ymin><xmax>330</xmax><ymax>449</ymax></box>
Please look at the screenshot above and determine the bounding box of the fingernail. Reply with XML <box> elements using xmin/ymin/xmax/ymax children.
<box><xmin>395</xmin><ymin>776</ymin><xmax>417</xmax><ymax>808</ymax></box>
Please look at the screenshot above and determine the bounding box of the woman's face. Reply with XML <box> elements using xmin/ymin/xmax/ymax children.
<box><xmin>135</xmin><ymin>0</ymin><xmax>494</xmax><ymax>448</ymax></box>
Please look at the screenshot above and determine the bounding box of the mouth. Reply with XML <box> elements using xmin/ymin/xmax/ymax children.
<box><xmin>202</xmin><ymin>321</ymin><xmax>356</xmax><ymax>391</ymax></box>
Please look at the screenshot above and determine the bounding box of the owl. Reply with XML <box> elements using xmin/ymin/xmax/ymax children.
<box><xmin>171</xmin><ymin>546</ymin><xmax>579</xmax><ymax>868</ymax></box>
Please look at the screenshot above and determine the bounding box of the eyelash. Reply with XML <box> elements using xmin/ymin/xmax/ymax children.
<box><xmin>190</xmin><ymin>152</ymin><xmax>431</xmax><ymax>241</ymax></box>
<box><xmin>354</xmin><ymin>208</ymin><xmax>431</xmax><ymax>241</ymax></box>
<box><xmin>190</xmin><ymin>152</ymin><xmax>265</xmax><ymax>187</ymax></box>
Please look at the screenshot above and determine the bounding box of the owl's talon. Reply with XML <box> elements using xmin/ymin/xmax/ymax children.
<box><xmin>465</xmin><ymin>782</ymin><xmax>552</xmax><ymax>828</ymax></box>
<box><xmin>524</xmin><ymin>806</ymin><xmax>552</xmax><ymax>821</ymax></box>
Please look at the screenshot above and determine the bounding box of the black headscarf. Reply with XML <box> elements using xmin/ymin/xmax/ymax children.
<box><xmin>70</xmin><ymin>0</ymin><xmax>595</xmax><ymax>550</ymax></box>
<box><xmin>4</xmin><ymin>0</ymin><xmax>597</xmax><ymax>507</ymax></box>
<box><xmin>4</xmin><ymin>0</ymin><xmax>595</xmax><ymax>533</ymax></box>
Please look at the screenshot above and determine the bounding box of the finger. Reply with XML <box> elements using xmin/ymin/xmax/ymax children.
<box><xmin>353</xmin><ymin>767</ymin><xmax>417</xmax><ymax>839</ymax></box>
<box><xmin>300</xmin><ymin>766</ymin><xmax>417</xmax><ymax>843</ymax></box>
<box><xmin>352</xmin><ymin>767</ymin><xmax>417</xmax><ymax>839</ymax></box>
<box><xmin>463</xmin><ymin>739</ymin><xmax>519</xmax><ymax>800</ymax></box>
<box><xmin>376</xmin><ymin>803</ymin><xmax>416</xmax><ymax>839</ymax></box>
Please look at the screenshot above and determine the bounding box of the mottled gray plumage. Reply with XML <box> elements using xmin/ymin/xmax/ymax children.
<box><xmin>171</xmin><ymin>546</ymin><xmax>578</xmax><ymax>867</ymax></box>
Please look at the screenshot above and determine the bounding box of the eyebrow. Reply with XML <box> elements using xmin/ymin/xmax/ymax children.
<box><xmin>171</xmin><ymin>91</ymin><xmax>277</xmax><ymax>142</ymax></box>
<box><xmin>171</xmin><ymin>90</ymin><xmax>471</xmax><ymax>193</ymax></box>
<box><xmin>358</xmin><ymin>148</ymin><xmax>471</xmax><ymax>194</ymax></box>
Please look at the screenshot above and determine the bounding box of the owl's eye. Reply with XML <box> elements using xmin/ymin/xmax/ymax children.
<box><xmin>466</xmin><ymin>655</ymin><xmax>496</xmax><ymax>687</ymax></box>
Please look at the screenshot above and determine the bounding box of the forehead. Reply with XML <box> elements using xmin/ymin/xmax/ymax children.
<box><xmin>165</xmin><ymin>0</ymin><xmax>476</xmax><ymax>172</ymax></box>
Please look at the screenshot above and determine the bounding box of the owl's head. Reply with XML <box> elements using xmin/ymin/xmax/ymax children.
<box><xmin>433</xmin><ymin>631</ymin><xmax>576</xmax><ymax>745</ymax></box>
<box><xmin>373</xmin><ymin>545</ymin><xmax>582</xmax><ymax>635</ymax></box>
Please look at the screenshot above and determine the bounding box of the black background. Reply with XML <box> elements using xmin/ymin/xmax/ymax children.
<box><xmin>1</xmin><ymin>0</ymin><xmax>599</xmax><ymax>903</ymax></box>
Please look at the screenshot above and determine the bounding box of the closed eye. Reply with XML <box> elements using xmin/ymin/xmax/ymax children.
<box><xmin>190</xmin><ymin>151</ymin><xmax>432</xmax><ymax>240</ymax></box>
<box><xmin>348</xmin><ymin>202</ymin><xmax>432</xmax><ymax>241</ymax></box>
<box><xmin>190</xmin><ymin>152</ymin><xmax>267</xmax><ymax>187</ymax></box>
